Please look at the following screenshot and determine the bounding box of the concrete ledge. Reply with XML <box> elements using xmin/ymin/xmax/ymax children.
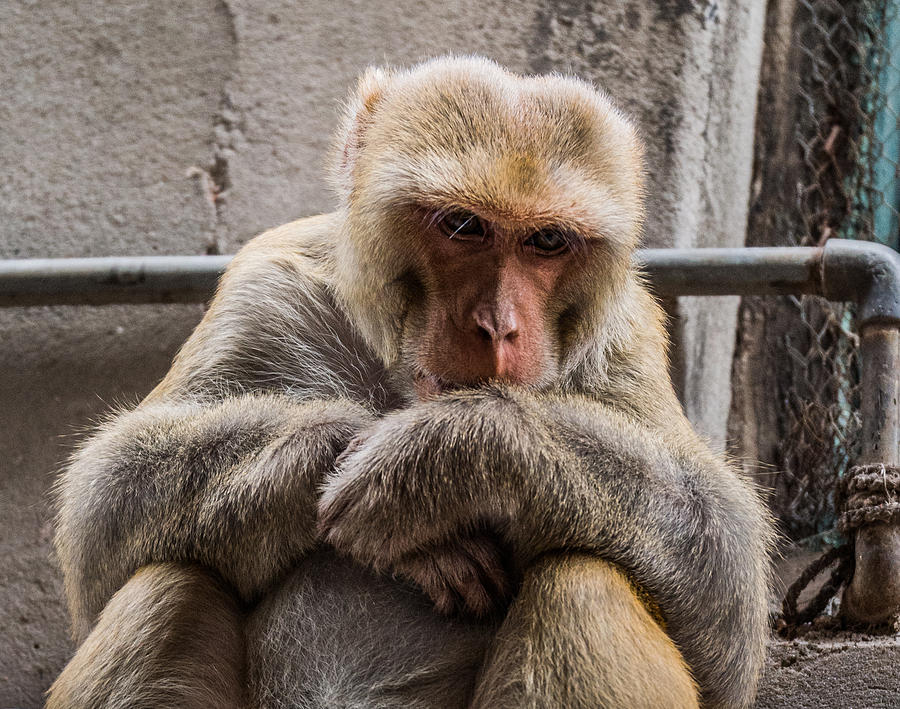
<box><xmin>756</xmin><ymin>635</ymin><xmax>900</xmax><ymax>708</ymax></box>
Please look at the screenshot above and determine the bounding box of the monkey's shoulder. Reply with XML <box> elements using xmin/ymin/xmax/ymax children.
<box><xmin>199</xmin><ymin>214</ymin><xmax>353</xmax><ymax>333</ymax></box>
<box><xmin>157</xmin><ymin>213</ymin><xmax>388</xmax><ymax>400</ymax></box>
<box><xmin>224</xmin><ymin>212</ymin><xmax>342</xmax><ymax>286</ymax></box>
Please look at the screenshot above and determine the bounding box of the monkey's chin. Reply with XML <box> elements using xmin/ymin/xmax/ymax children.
<box><xmin>413</xmin><ymin>373</ymin><xmax>479</xmax><ymax>400</ymax></box>
<box><xmin>414</xmin><ymin>373</ymin><xmax>517</xmax><ymax>400</ymax></box>
<box><xmin>414</xmin><ymin>367</ymin><xmax>545</xmax><ymax>400</ymax></box>
<box><xmin>413</xmin><ymin>374</ymin><xmax>453</xmax><ymax>401</ymax></box>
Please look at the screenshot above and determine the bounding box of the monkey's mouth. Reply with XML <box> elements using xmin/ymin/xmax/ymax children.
<box><xmin>413</xmin><ymin>371</ymin><xmax>520</xmax><ymax>400</ymax></box>
<box><xmin>414</xmin><ymin>373</ymin><xmax>462</xmax><ymax>400</ymax></box>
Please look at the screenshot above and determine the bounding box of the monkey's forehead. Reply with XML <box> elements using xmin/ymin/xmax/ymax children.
<box><xmin>371</xmin><ymin>57</ymin><xmax>639</xmax><ymax>160</ymax></box>
<box><xmin>352</xmin><ymin>59</ymin><xmax>644</xmax><ymax>242</ymax></box>
<box><xmin>352</xmin><ymin>59</ymin><xmax>641</xmax><ymax>191</ymax></box>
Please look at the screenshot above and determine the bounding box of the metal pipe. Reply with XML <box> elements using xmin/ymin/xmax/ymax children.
<box><xmin>819</xmin><ymin>241</ymin><xmax>900</xmax><ymax>623</ymax></box>
<box><xmin>829</xmin><ymin>241</ymin><xmax>900</xmax><ymax>625</ymax></box>
<box><xmin>5</xmin><ymin>241</ymin><xmax>894</xmax><ymax>309</ymax></box>
<box><xmin>638</xmin><ymin>245</ymin><xmax>825</xmax><ymax>297</ymax></box>
<box><xmin>820</xmin><ymin>239</ymin><xmax>900</xmax><ymax>327</ymax></box>
<box><xmin>841</xmin><ymin>325</ymin><xmax>900</xmax><ymax>625</ymax></box>
<box><xmin>0</xmin><ymin>255</ymin><xmax>232</xmax><ymax>307</ymax></box>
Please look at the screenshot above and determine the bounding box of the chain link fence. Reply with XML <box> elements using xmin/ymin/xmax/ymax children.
<box><xmin>756</xmin><ymin>0</ymin><xmax>899</xmax><ymax>540</ymax></box>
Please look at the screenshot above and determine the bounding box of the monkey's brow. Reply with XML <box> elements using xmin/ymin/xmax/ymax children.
<box><xmin>556</xmin><ymin>228</ymin><xmax>590</xmax><ymax>254</ymax></box>
<box><xmin>414</xmin><ymin>199</ymin><xmax>601</xmax><ymax>242</ymax></box>
<box><xmin>424</xmin><ymin>208</ymin><xmax>447</xmax><ymax>227</ymax></box>
<box><xmin>421</xmin><ymin>205</ymin><xmax>472</xmax><ymax>234</ymax></box>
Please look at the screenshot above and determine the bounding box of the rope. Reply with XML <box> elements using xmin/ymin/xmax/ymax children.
<box><xmin>779</xmin><ymin>545</ymin><xmax>853</xmax><ymax>636</ymax></box>
<box><xmin>778</xmin><ymin>462</ymin><xmax>900</xmax><ymax>635</ymax></box>
<box><xmin>837</xmin><ymin>463</ymin><xmax>900</xmax><ymax>533</ymax></box>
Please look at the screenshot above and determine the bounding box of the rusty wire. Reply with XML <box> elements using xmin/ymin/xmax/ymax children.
<box><xmin>770</xmin><ymin>0</ymin><xmax>897</xmax><ymax>539</ymax></box>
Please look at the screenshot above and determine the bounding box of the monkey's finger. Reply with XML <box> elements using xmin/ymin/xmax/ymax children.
<box><xmin>316</xmin><ymin>487</ymin><xmax>360</xmax><ymax>542</ymax></box>
<box><xmin>439</xmin><ymin>547</ymin><xmax>495</xmax><ymax>618</ymax></box>
<box><xmin>459</xmin><ymin>535</ymin><xmax>512</xmax><ymax>608</ymax></box>
<box><xmin>331</xmin><ymin>432</ymin><xmax>370</xmax><ymax>469</ymax></box>
<box><xmin>420</xmin><ymin>543</ymin><xmax>497</xmax><ymax>618</ymax></box>
<box><xmin>394</xmin><ymin>549</ymin><xmax>464</xmax><ymax>616</ymax></box>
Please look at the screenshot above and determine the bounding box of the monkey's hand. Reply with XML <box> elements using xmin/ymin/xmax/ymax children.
<box><xmin>389</xmin><ymin>532</ymin><xmax>513</xmax><ymax>617</ymax></box>
<box><xmin>318</xmin><ymin>399</ymin><xmax>523</xmax><ymax>617</ymax></box>
<box><xmin>328</xmin><ymin>434</ymin><xmax>514</xmax><ymax>618</ymax></box>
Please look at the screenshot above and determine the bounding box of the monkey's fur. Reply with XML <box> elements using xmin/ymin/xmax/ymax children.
<box><xmin>50</xmin><ymin>57</ymin><xmax>771</xmax><ymax>709</ymax></box>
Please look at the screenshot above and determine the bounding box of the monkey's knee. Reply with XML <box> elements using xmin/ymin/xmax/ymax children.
<box><xmin>472</xmin><ymin>552</ymin><xmax>698</xmax><ymax>709</ymax></box>
<box><xmin>47</xmin><ymin>562</ymin><xmax>245</xmax><ymax>709</ymax></box>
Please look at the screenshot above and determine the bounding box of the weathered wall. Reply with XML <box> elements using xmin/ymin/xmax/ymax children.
<box><xmin>0</xmin><ymin>1</ymin><xmax>765</xmax><ymax>704</ymax></box>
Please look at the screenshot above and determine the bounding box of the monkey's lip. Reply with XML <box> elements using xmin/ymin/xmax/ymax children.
<box><xmin>414</xmin><ymin>372</ymin><xmax>518</xmax><ymax>400</ymax></box>
<box><xmin>413</xmin><ymin>373</ymin><xmax>469</xmax><ymax>400</ymax></box>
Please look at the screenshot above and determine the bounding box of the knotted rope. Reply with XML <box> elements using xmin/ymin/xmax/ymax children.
<box><xmin>778</xmin><ymin>463</ymin><xmax>900</xmax><ymax>635</ymax></box>
<box><xmin>837</xmin><ymin>464</ymin><xmax>900</xmax><ymax>532</ymax></box>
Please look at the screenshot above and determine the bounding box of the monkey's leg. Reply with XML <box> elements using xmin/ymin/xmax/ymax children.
<box><xmin>47</xmin><ymin>563</ymin><xmax>245</xmax><ymax>709</ymax></box>
<box><xmin>470</xmin><ymin>552</ymin><xmax>699</xmax><ymax>709</ymax></box>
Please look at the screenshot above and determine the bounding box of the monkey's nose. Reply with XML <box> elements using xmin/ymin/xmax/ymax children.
<box><xmin>473</xmin><ymin>305</ymin><xmax>519</xmax><ymax>344</ymax></box>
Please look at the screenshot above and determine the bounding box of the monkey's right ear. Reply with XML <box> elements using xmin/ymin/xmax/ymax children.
<box><xmin>333</xmin><ymin>66</ymin><xmax>392</xmax><ymax>198</ymax></box>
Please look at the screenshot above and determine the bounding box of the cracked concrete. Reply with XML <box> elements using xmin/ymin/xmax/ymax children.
<box><xmin>758</xmin><ymin>636</ymin><xmax>900</xmax><ymax>708</ymax></box>
<box><xmin>189</xmin><ymin>89</ymin><xmax>246</xmax><ymax>254</ymax></box>
<box><xmin>2</xmin><ymin>1</ymin><xmax>771</xmax><ymax>705</ymax></box>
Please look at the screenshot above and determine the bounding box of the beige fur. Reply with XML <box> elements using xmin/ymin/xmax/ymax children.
<box><xmin>50</xmin><ymin>57</ymin><xmax>771</xmax><ymax>709</ymax></box>
<box><xmin>472</xmin><ymin>553</ymin><xmax>698</xmax><ymax>709</ymax></box>
<box><xmin>47</xmin><ymin>564</ymin><xmax>245</xmax><ymax>709</ymax></box>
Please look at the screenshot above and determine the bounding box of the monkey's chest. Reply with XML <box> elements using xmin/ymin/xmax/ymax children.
<box><xmin>246</xmin><ymin>549</ymin><xmax>495</xmax><ymax>709</ymax></box>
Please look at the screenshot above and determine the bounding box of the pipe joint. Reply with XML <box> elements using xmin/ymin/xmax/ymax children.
<box><xmin>822</xmin><ymin>240</ymin><xmax>900</xmax><ymax>327</ymax></box>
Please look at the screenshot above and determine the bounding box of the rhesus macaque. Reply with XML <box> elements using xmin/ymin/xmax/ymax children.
<box><xmin>49</xmin><ymin>57</ymin><xmax>771</xmax><ymax>709</ymax></box>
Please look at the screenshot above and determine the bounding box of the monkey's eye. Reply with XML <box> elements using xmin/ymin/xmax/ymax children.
<box><xmin>436</xmin><ymin>211</ymin><xmax>486</xmax><ymax>240</ymax></box>
<box><xmin>524</xmin><ymin>229</ymin><xmax>570</xmax><ymax>255</ymax></box>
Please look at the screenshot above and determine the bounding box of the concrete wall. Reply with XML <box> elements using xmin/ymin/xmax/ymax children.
<box><xmin>0</xmin><ymin>1</ymin><xmax>765</xmax><ymax>704</ymax></box>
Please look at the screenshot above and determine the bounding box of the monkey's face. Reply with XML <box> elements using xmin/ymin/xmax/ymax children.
<box><xmin>332</xmin><ymin>57</ymin><xmax>646</xmax><ymax>395</ymax></box>
<box><xmin>406</xmin><ymin>208</ymin><xmax>579</xmax><ymax>397</ymax></box>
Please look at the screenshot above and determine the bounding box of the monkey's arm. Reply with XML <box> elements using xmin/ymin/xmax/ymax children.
<box><xmin>56</xmin><ymin>393</ymin><xmax>372</xmax><ymax>641</ymax></box>
<box><xmin>56</xmin><ymin>216</ymin><xmax>391</xmax><ymax>640</ymax></box>
<box><xmin>320</xmin><ymin>388</ymin><xmax>770</xmax><ymax>709</ymax></box>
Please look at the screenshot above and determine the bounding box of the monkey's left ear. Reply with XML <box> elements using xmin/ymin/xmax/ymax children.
<box><xmin>333</xmin><ymin>66</ymin><xmax>392</xmax><ymax>197</ymax></box>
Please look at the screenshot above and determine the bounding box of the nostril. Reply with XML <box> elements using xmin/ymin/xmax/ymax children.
<box><xmin>473</xmin><ymin>307</ymin><xmax>519</xmax><ymax>344</ymax></box>
<box><xmin>473</xmin><ymin>309</ymin><xmax>497</xmax><ymax>341</ymax></box>
<box><xmin>500</xmin><ymin>314</ymin><xmax>519</xmax><ymax>342</ymax></box>
<box><xmin>476</xmin><ymin>324</ymin><xmax>494</xmax><ymax>342</ymax></box>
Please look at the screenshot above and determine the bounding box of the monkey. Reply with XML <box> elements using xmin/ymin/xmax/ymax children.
<box><xmin>48</xmin><ymin>56</ymin><xmax>772</xmax><ymax>709</ymax></box>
